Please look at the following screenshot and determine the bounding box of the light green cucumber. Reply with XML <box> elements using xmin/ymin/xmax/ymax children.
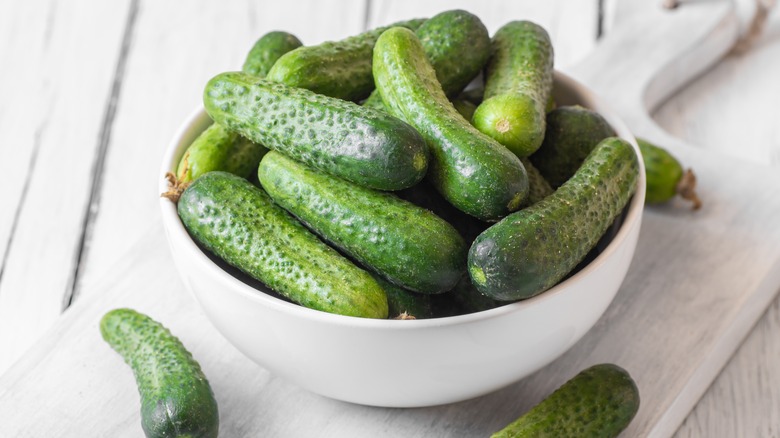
<box><xmin>243</xmin><ymin>31</ymin><xmax>303</xmax><ymax>77</ymax></box>
<box><xmin>638</xmin><ymin>138</ymin><xmax>701</xmax><ymax>209</ymax></box>
<box><xmin>204</xmin><ymin>72</ymin><xmax>429</xmax><ymax>191</ymax></box>
<box><xmin>492</xmin><ymin>364</ymin><xmax>640</xmax><ymax>437</ymax></box>
<box><xmin>258</xmin><ymin>151</ymin><xmax>465</xmax><ymax>293</ymax></box>
<box><xmin>178</xmin><ymin>171</ymin><xmax>388</xmax><ymax>318</ymax></box>
<box><xmin>472</xmin><ymin>21</ymin><xmax>554</xmax><ymax>157</ymax></box>
<box><xmin>373</xmin><ymin>27</ymin><xmax>529</xmax><ymax>220</ymax></box>
<box><xmin>468</xmin><ymin>137</ymin><xmax>639</xmax><ymax>301</ymax></box>
<box><xmin>267</xmin><ymin>19</ymin><xmax>425</xmax><ymax>101</ymax></box>
<box><xmin>100</xmin><ymin>308</ymin><xmax>219</xmax><ymax>438</ymax></box>
<box><xmin>363</xmin><ymin>10</ymin><xmax>490</xmax><ymax>109</ymax></box>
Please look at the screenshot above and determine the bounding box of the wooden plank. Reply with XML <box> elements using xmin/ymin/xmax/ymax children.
<box><xmin>74</xmin><ymin>0</ymin><xmax>368</xmax><ymax>298</ymax></box>
<box><xmin>367</xmin><ymin>0</ymin><xmax>600</xmax><ymax>68</ymax></box>
<box><xmin>0</xmin><ymin>0</ymin><xmax>132</xmax><ymax>374</ymax></box>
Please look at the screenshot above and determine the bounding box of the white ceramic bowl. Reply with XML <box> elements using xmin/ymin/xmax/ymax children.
<box><xmin>159</xmin><ymin>72</ymin><xmax>645</xmax><ymax>408</ymax></box>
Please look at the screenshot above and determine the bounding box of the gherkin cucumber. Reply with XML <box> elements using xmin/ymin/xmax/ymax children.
<box><xmin>452</xmin><ymin>98</ymin><xmax>477</xmax><ymax>121</ymax></box>
<box><xmin>468</xmin><ymin>137</ymin><xmax>639</xmax><ymax>301</ymax></box>
<box><xmin>492</xmin><ymin>364</ymin><xmax>640</xmax><ymax>437</ymax></box>
<box><xmin>363</xmin><ymin>10</ymin><xmax>490</xmax><ymax>109</ymax></box>
<box><xmin>638</xmin><ymin>138</ymin><xmax>701</xmax><ymax>209</ymax></box>
<box><xmin>473</xmin><ymin>21</ymin><xmax>554</xmax><ymax>158</ymax></box>
<box><xmin>100</xmin><ymin>308</ymin><xmax>219</xmax><ymax>438</ymax></box>
<box><xmin>530</xmin><ymin>105</ymin><xmax>616</xmax><ymax>188</ymax></box>
<box><xmin>520</xmin><ymin>158</ymin><xmax>553</xmax><ymax>206</ymax></box>
<box><xmin>267</xmin><ymin>19</ymin><xmax>425</xmax><ymax>101</ymax></box>
<box><xmin>204</xmin><ymin>72</ymin><xmax>429</xmax><ymax>191</ymax></box>
<box><xmin>258</xmin><ymin>151</ymin><xmax>466</xmax><ymax>293</ymax></box>
<box><xmin>373</xmin><ymin>26</ymin><xmax>529</xmax><ymax>220</ymax></box>
<box><xmin>178</xmin><ymin>171</ymin><xmax>388</xmax><ymax>318</ymax></box>
<box><xmin>376</xmin><ymin>276</ymin><xmax>435</xmax><ymax>320</ymax></box>
<box><xmin>243</xmin><ymin>31</ymin><xmax>303</xmax><ymax>77</ymax></box>
<box><xmin>170</xmin><ymin>31</ymin><xmax>301</xmax><ymax>191</ymax></box>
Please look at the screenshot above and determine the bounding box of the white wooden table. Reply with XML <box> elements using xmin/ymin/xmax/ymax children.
<box><xmin>1</xmin><ymin>0</ymin><xmax>779</xmax><ymax>436</ymax></box>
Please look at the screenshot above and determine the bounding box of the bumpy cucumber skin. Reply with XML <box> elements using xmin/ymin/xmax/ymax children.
<box><xmin>520</xmin><ymin>158</ymin><xmax>553</xmax><ymax>206</ymax></box>
<box><xmin>637</xmin><ymin>138</ymin><xmax>683</xmax><ymax>203</ymax></box>
<box><xmin>373</xmin><ymin>27</ymin><xmax>529</xmax><ymax>221</ymax></box>
<box><xmin>473</xmin><ymin>21</ymin><xmax>554</xmax><ymax>158</ymax></box>
<box><xmin>176</xmin><ymin>31</ymin><xmax>302</xmax><ymax>183</ymax></box>
<box><xmin>178</xmin><ymin>172</ymin><xmax>388</xmax><ymax>318</ymax></box>
<box><xmin>267</xmin><ymin>19</ymin><xmax>424</xmax><ymax>102</ymax></box>
<box><xmin>363</xmin><ymin>10</ymin><xmax>490</xmax><ymax>109</ymax></box>
<box><xmin>468</xmin><ymin>138</ymin><xmax>638</xmax><ymax>301</ymax></box>
<box><xmin>375</xmin><ymin>276</ymin><xmax>435</xmax><ymax>319</ymax></box>
<box><xmin>204</xmin><ymin>72</ymin><xmax>429</xmax><ymax>191</ymax></box>
<box><xmin>100</xmin><ymin>308</ymin><xmax>218</xmax><ymax>438</ymax></box>
<box><xmin>492</xmin><ymin>364</ymin><xmax>640</xmax><ymax>438</ymax></box>
<box><xmin>259</xmin><ymin>151</ymin><xmax>465</xmax><ymax>294</ymax></box>
<box><xmin>530</xmin><ymin>105</ymin><xmax>616</xmax><ymax>188</ymax></box>
<box><xmin>243</xmin><ymin>31</ymin><xmax>303</xmax><ymax>77</ymax></box>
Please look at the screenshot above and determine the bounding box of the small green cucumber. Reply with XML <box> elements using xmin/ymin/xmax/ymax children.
<box><xmin>451</xmin><ymin>98</ymin><xmax>477</xmax><ymax>121</ymax></box>
<box><xmin>492</xmin><ymin>364</ymin><xmax>640</xmax><ymax>438</ymax></box>
<box><xmin>529</xmin><ymin>105</ymin><xmax>616</xmax><ymax>188</ymax></box>
<box><xmin>100</xmin><ymin>308</ymin><xmax>218</xmax><ymax>438</ymax></box>
<box><xmin>204</xmin><ymin>72</ymin><xmax>429</xmax><ymax>191</ymax></box>
<box><xmin>178</xmin><ymin>171</ymin><xmax>388</xmax><ymax>318</ymax></box>
<box><xmin>362</xmin><ymin>10</ymin><xmax>490</xmax><ymax>109</ymax></box>
<box><xmin>243</xmin><ymin>31</ymin><xmax>303</xmax><ymax>77</ymax></box>
<box><xmin>258</xmin><ymin>151</ymin><xmax>466</xmax><ymax>293</ymax></box>
<box><xmin>468</xmin><ymin>137</ymin><xmax>638</xmax><ymax>301</ymax></box>
<box><xmin>172</xmin><ymin>31</ymin><xmax>302</xmax><ymax>188</ymax></box>
<box><xmin>267</xmin><ymin>19</ymin><xmax>425</xmax><ymax>101</ymax></box>
<box><xmin>520</xmin><ymin>158</ymin><xmax>553</xmax><ymax>206</ymax></box>
<box><xmin>638</xmin><ymin>138</ymin><xmax>702</xmax><ymax>209</ymax></box>
<box><xmin>472</xmin><ymin>21</ymin><xmax>554</xmax><ymax>157</ymax></box>
<box><xmin>373</xmin><ymin>27</ymin><xmax>529</xmax><ymax>220</ymax></box>
<box><xmin>376</xmin><ymin>276</ymin><xmax>435</xmax><ymax>320</ymax></box>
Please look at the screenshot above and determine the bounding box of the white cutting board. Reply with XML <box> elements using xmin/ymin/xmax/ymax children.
<box><xmin>2</xmin><ymin>1</ymin><xmax>780</xmax><ymax>437</ymax></box>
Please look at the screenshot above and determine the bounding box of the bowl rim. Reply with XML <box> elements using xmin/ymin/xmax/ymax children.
<box><xmin>159</xmin><ymin>71</ymin><xmax>646</xmax><ymax>330</ymax></box>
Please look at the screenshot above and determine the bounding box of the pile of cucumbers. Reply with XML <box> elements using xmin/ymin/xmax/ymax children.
<box><xmin>166</xmin><ymin>10</ymin><xmax>640</xmax><ymax>320</ymax></box>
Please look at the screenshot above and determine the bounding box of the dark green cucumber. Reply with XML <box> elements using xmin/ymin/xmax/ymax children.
<box><xmin>100</xmin><ymin>308</ymin><xmax>218</xmax><ymax>438</ymax></box>
<box><xmin>267</xmin><ymin>19</ymin><xmax>425</xmax><ymax>101</ymax></box>
<box><xmin>376</xmin><ymin>276</ymin><xmax>435</xmax><ymax>320</ymax></box>
<box><xmin>529</xmin><ymin>105</ymin><xmax>616</xmax><ymax>188</ymax></box>
<box><xmin>451</xmin><ymin>98</ymin><xmax>477</xmax><ymax>121</ymax></box>
<box><xmin>430</xmin><ymin>275</ymin><xmax>504</xmax><ymax>317</ymax></box>
<box><xmin>492</xmin><ymin>364</ymin><xmax>640</xmax><ymax>438</ymax></box>
<box><xmin>472</xmin><ymin>21</ymin><xmax>554</xmax><ymax>158</ymax></box>
<box><xmin>521</xmin><ymin>158</ymin><xmax>553</xmax><ymax>206</ymax></box>
<box><xmin>259</xmin><ymin>151</ymin><xmax>465</xmax><ymax>293</ymax></box>
<box><xmin>468</xmin><ymin>137</ymin><xmax>639</xmax><ymax>301</ymax></box>
<box><xmin>174</xmin><ymin>31</ymin><xmax>302</xmax><ymax>186</ymax></box>
<box><xmin>178</xmin><ymin>172</ymin><xmax>388</xmax><ymax>318</ymax></box>
<box><xmin>373</xmin><ymin>27</ymin><xmax>529</xmax><ymax>220</ymax></box>
<box><xmin>243</xmin><ymin>31</ymin><xmax>303</xmax><ymax>77</ymax></box>
<box><xmin>204</xmin><ymin>72</ymin><xmax>429</xmax><ymax>191</ymax></box>
<box><xmin>363</xmin><ymin>10</ymin><xmax>490</xmax><ymax>109</ymax></box>
<box><xmin>638</xmin><ymin>138</ymin><xmax>702</xmax><ymax>209</ymax></box>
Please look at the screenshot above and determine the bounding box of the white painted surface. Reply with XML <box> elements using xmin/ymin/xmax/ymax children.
<box><xmin>1</xmin><ymin>0</ymin><xmax>780</xmax><ymax>436</ymax></box>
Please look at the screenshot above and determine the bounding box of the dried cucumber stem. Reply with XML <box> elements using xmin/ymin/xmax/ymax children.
<box><xmin>394</xmin><ymin>312</ymin><xmax>416</xmax><ymax>320</ymax></box>
<box><xmin>676</xmin><ymin>168</ymin><xmax>702</xmax><ymax>210</ymax></box>
<box><xmin>161</xmin><ymin>172</ymin><xmax>190</xmax><ymax>203</ymax></box>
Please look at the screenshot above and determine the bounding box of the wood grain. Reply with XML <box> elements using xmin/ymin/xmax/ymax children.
<box><xmin>0</xmin><ymin>0</ymin><xmax>133</xmax><ymax>374</ymax></box>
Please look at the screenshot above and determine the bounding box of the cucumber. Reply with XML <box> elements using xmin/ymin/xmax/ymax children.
<box><xmin>376</xmin><ymin>276</ymin><xmax>435</xmax><ymax>320</ymax></box>
<box><xmin>451</xmin><ymin>98</ymin><xmax>477</xmax><ymax>121</ymax></box>
<box><xmin>521</xmin><ymin>158</ymin><xmax>553</xmax><ymax>206</ymax></box>
<box><xmin>468</xmin><ymin>137</ymin><xmax>639</xmax><ymax>301</ymax></box>
<box><xmin>362</xmin><ymin>10</ymin><xmax>490</xmax><ymax>109</ymax></box>
<box><xmin>373</xmin><ymin>27</ymin><xmax>529</xmax><ymax>221</ymax></box>
<box><xmin>638</xmin><ymin>138</ymin><xmax>702</xmax><ymax>209</ymax></box>
<box><xmin>492</xmin><ymin>364</ymin><xmax>640</xmax><ymax>437</ymax></box>
<box><xmin>472</xmin><ymin>21</ymin><xmax>554</xmax><ymax>158</ymax></box>
<box><xmin>267</xmin><ymin>19</ymin><xmax>425</xmax><ymax>101</ymax></box>
<box><xmin>243</xmin><ymin>31</ymin><xmax>303</xmax><ymax>77</ymax></box>
<box><xmin>430</xmin><ymin>275</ymin><xmax>504</xmax><ymax>317</ymax></box>
<box><xmin>529</xmin><ymin>105</ymin><xmax>616</xmax><ymax>188</ymax></box>
<box><xmin>167</xmin><ymin>31</ymin><xmax>301</xmax><ymax>198</ymax></box>
<box><xmin>178</xmin><ymin>171</ymin><xmax>388</xmax><ymax>318</ymax></box>
<box><xmin>258</xmin><ymin>151</ymin><xmax>465</xmax><ymax>293</ymax></box>
<box><xmin>204</xmin><ymin>72</ymin><xmax>429</xmax><ymax>191</ymax></box>
<box><xmin>100</xmin><ymin>308</ymin><xmax>218</xmax><ymax>438</ymax></box>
